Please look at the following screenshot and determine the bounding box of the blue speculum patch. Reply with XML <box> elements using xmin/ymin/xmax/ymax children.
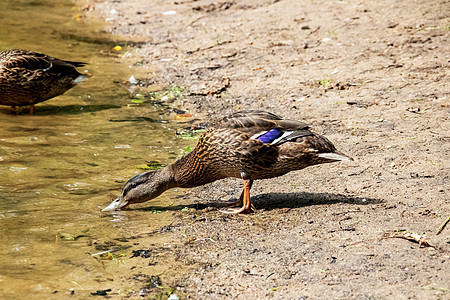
<box><xmin>257</xmin><ymin>129</ymin><xmax>283</xmax><ymax>143</ymax></box>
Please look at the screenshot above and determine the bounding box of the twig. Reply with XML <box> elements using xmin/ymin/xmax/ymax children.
<box><xmin>333</xmin><ymin>209</ymin><xmax>363</xmax><ymax>216</ymax></box>
<box><xmin>187</xmin><ymin>40</ymin><xmax>233</xmax><ymax>54</ymax></box>
<box><xmin>91</xmin><ymin>248</ymin><xmax>122</xmax><ymax>256</ymax></box>
<box><xmin>91</xmin><ymin>250</ymin><xmax>112</xmax><ymax>256</ymax></box>
<box><xmin>308</xmin><ymin>26</ymin><xmax>321</xmax><ymax>34</ymax></box>
<box><xmin>348</xmin><ymin>166</ymin><xmax>370</xmax><ymax>176</ymax></box>
<box><xmin>174</xmin><ymin>0</ymin><xmax>199</xmax><ymax>4</ymax></box>
<box><xmin>437</xmin><ymin>214</ymin><xmax>450</xmax><ymax>235</ymax></box>
<box><xmin>384</xmin><ymin>231</ymin><xmax>435</xmax><ymax>248</ymax></box>
<box><xmin>187</xmin><ymin>15</ymin><xmax>207</xmax><ymax>27</ymax></box>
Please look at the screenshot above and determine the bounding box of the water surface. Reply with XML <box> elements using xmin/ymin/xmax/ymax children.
<box><xmin>0</xmin><ymin>1</ymin><xmax>192</xmax><ymax>297</ymax></box>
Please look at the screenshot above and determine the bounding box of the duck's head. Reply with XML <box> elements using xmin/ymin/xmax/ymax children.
<box><xmin>102</xmin><ymin>169</ymin><xmax>175</xmax><ymax>211</ymax></box>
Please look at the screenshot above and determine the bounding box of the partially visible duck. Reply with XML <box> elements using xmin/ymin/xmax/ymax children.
<box><xmin>103</xmin><ymin>111</ymin><xmax>352</xmax><ymax>214</ymax></box>
<box><xmin>0</xmin><ymin>49</ymin><xmax>90</xmax><ymax>115</ymax></box>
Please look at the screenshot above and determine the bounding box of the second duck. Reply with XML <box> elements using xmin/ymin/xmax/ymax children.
<box><xmin>0</xmin><ymin>49</ymin><xmax>90</xmax><ymax>115</ymax></box>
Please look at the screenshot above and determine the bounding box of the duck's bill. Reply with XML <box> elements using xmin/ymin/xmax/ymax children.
<box><xmin>102</xmin><ymin>197</ymin><xmax>128</xmax><ymax>211</ymax></box>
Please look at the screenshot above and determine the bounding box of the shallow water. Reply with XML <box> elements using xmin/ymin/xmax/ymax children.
<box><xmin>0</xmin><ymin>0</ymin><xmax>192</xmax><ymax>297</ymax></box>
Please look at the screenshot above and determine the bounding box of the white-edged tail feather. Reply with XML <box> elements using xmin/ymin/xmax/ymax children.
<box><xmin>318</xmin><ymin>152</ymin><xmax>351</xmax><ymax>161</ymax></box>
<box><xmin>73</xmin><ymin>74</ymin><xmax>90</xmax><ymax>83</ymax></box>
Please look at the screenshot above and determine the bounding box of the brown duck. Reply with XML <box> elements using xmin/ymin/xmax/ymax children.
<box><xmin>0</xmin><ymin>49</ymin><xmax>90</xmax><ymax>115</ymax></box>
<box><xmin>103</xmin><ymin>111</ymin><xmax>352</xmax><ymax>214</ymax></box>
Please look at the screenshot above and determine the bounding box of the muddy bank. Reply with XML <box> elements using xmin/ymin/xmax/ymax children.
<box><xmin>82</xmin><ymin>0</ymin><xmax>449</xmax><ymax>299</ymax></box>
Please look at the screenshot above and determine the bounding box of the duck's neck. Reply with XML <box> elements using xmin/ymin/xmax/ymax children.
<box><xmin>168</xmin><ymin>150</ymin><xmax>206</xmax><ymax>188</ymax></box>
<box><xmin>156</xmin><ymin>165</ymin><xmax>178</xmax><ymax>188</ymax></box>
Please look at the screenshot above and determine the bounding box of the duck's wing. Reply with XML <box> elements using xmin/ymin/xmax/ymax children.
<box><xmin>218</xmin><ymin>110</ymin><xmax>283</xmax><ymax>131</ymax></box>
<box><xmin>1</xmin><ymin>50</ymin><xmax>52</xmax><ymax>71</ymax></box>
<box><xmin>226</xmin><ymin>110</ymin><xmax>283</xmax><ymax>121</ymax></box>
<box><xmin>218</xmin><ymin>110</ymin><xmax>351</xmax><ymax>160</ymax></box>
<box><xmin>217</xmin><ymin>110</ymin><xmax>313</xmax><ymax>144</ymax></box>
<box><xmin>1</xmin><ymin>49</ymin><xmax>85</xmax><ymax>72</ymax></box>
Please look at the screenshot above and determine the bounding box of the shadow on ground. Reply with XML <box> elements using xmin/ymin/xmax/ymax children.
<box><xmin>131</xmin><ymin>192</ymin><xmax>379</xmax><ymax>213</ymax></box>
<box><xmin>253</xmin><ymin>192</ymin><xmax>380</xmax><ymax>211</ymax></box>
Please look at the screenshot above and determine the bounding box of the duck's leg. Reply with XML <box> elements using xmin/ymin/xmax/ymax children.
<box><xmin>29</xmin><ymin>104</ymin><xmax>35</xmax><ymax>115</ymax></box>
<box><xmin>220</xmin><ymin>179</ymin><xmax>253</xmax><ymax>214</ymax></box>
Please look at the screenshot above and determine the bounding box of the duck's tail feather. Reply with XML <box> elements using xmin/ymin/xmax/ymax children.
<box><xmin>73</xmin><ymin>73</ymin><xmax>92</xmax><ymax>83</ymax></box>
<box><xmin>318</xmin><ymin>152</ymin><xmax>353</xmax><ymax>161</ymax></box>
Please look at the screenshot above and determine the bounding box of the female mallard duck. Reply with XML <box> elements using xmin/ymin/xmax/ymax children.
<box><xmin>0</xmin><ymin>49</ymin><xmax>89</xmax><ymax>115</ymax></box>
<box><xmin>103</xmin><ymin>111</ymin><xmax>352</xmax><ymax>214</ymax></box>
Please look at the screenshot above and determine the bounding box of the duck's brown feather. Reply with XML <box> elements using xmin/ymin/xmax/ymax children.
<box><xmin>172</xmin><ymin>111</ymin><xmax>349</xmax><ymax>186</ymax></box>
<box><xmin>104</xmin><ymin>111</ymin><xmax>352</xmax><ymax>212</ymax></box>
<box><xmin>0</xmin><ymin>49</ymin><xmax>88</xmax><ymax>108</ymax></box>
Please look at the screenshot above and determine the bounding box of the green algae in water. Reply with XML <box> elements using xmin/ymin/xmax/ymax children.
<box><xmin>136</xmin><ymin>161</ymin><xmax>167</xmax><ymax>170</ymax></box>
